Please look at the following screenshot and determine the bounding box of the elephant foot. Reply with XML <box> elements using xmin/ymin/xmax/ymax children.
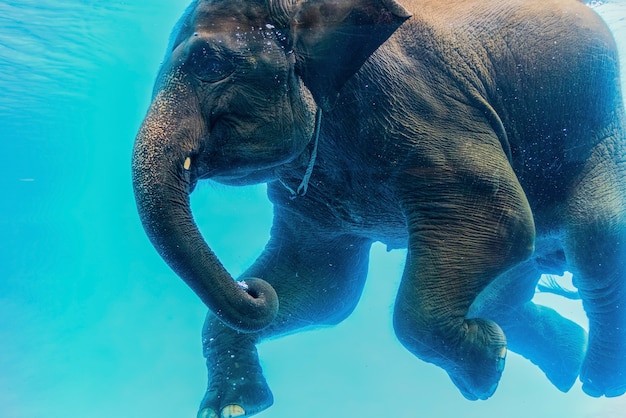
<box><xmin>198</xmin><ymin>405</ymin><xmax>245</xmax><ymax>418</ymax></box>
<box><xmin>532</xmin><ymin>322</ymin><xmax>586</xmax><ymax>393</ymax></box>
<box><xmin>580</xmin><ymin>327</ymin><xmax>626</xmax><ymax>397</ymax></box>
<box><xmin>201</xmin><ymin>319</ymin><xmax>273</xmax><ymax>418</ymax></box>
<box><xmin>198</xmin><ymin>360</ymin><xmax>273</xmax><ymax>418</ymax></box>
<box><xmin>576</xmin><ymin>292</ymin><xmax>626</xmax><ymax>398</ymax></box>
<box><xmin>396</xmin><ymin>316</ymin><xmax>507</xmax><ymax>401</ymax></box>
<box><xmin>499</xmin><ymin>303</ymin><xmax>587</xmax><ymax>393</ymax></box>
<box><xmin>446</xmin><ymin>319</ymin><xmax>507</xmax><ymax>401</ymax></box>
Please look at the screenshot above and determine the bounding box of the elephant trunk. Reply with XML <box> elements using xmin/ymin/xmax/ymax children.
<box><xmin>131</xmin><ymin>78</ymin><xmax>278</xmax><ymax>332</ymax></box>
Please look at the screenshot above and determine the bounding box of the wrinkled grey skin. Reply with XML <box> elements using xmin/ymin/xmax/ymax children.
<box><xmin>132</xmin><ymin>0</ymin><xmax>626</xmax><ymax>416</ymax></box>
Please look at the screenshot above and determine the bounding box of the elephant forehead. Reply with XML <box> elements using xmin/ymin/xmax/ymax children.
<box><xmin>193</xmin><ymin>0</ymin><xmax>271</xmax><ymax>33</ymax></box>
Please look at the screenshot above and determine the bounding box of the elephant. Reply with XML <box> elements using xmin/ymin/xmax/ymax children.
<box><xmin>131</xmin><ymin>0</ymin><xmax>626</xmax><ymax>416</ymax></box>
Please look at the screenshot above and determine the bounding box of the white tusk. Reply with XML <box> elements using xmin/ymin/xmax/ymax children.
<box><xmin>184</xmin><ymin>157</ymin><xmax>191</xmax><ymax>170</ymax></box>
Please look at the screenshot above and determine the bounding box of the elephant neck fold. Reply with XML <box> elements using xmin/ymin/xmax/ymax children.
<box><xmin>279</xmin><ymin>107</ymin><xmax>321</xmax><ymax>199</ymax></box>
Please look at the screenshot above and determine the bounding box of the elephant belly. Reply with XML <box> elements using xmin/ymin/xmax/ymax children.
<box><xmin>269</xmin><ymin>180</ymin><xmax>409</xmax><ymax>248</ymax></box>
<box><xmin>312</xmin><ymin>192</ymin><xmax>409</xmax><ymax>249</ymax></box>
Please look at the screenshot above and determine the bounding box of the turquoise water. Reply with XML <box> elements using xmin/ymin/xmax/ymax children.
<box><xmin>1</xmin><ymin>1</ymin><xmax>626</xmax><ymax>417</ymax></box>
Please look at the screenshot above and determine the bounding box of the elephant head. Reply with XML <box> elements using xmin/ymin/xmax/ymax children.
<box><xmin>131</xmin><ymin>0</ymin><xmax>410</xmax><ymax>332</ymax></box>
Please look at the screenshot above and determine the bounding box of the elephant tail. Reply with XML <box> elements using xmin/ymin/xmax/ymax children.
<box><xmin>537</xmin><ymin>275</ymin><xmax>581</xmax><ymax>300</ymax></box>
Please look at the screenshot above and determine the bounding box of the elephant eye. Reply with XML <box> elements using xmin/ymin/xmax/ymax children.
<box><xmin>188</xmin><ymin>44</ymin><xmax>234</xmax><ymax>83</ymax></box>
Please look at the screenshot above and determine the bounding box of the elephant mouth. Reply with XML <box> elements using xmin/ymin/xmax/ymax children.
<box><xmin>197</xmin><ymin>150</ymin><xmax>290</xmax><ymax>186</ymax></box>
<box><xmin>196</xmin><ymin>133</ymin><xmax>295</xmax><ymax>186</ymax></box>
<box><xmin>208</xmin><ymin>170</ymin><xmax>276</xmax><ymax>186</ymax></box>
<box><xmin>198</xmin><ymin>147</ymin><xmax>313</xmax><ymax>188</ymax></box>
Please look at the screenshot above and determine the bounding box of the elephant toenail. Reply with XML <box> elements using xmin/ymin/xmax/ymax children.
<box><xmin>221</xmin><ymin>404</ymin><xmax>246</xmax><ymax>417</ymax></box>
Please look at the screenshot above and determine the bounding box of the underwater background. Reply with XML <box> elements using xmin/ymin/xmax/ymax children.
<box><xmin>1</xmin><ymin>1</ymin><xmax>626</xmax><ymax>417</ymax></box>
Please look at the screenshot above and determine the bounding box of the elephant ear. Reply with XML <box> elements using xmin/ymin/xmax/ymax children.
<box><xmin>291</xmin><ymin>0</ymin><xmax>411</xmax><ymax>111</ymax></box>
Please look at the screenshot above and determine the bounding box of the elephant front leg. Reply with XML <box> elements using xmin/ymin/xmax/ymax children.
<box><xmin>198</xmin><ymin>215</ymin><xmax>372</xmax><ymax>418</ymax></box>
<box><xmin>395</xmin><ymin>161</ymin><xmax>535</xmax><ymax>400</ymax></box>
<box><xmin>199</xmin><ymin>318</ymin><xmax>271</xmax><ymax>418</ymax></box>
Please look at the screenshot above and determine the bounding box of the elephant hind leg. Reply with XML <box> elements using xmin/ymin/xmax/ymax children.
<box><xmin>505</xmin><ymin>302</ymin><xmax>587</xmax><ymax>392</ymax></box>
<box><xmin>475</xmin><ymin>274</ymin><xmax>587</xmax><ymax>393</ymax></box>
<box><xmin>565</xmin><ymin>140</ymin><xmax>626</xmax><ymax>397</ymax></box>
<box><xmin>469</xmin><ymin>239</ymin><xmax>586</xmax><ymax>393</ymax></box>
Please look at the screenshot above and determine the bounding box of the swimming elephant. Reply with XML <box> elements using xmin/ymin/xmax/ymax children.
<box><xmin>131</xmin><ymin>0</ymin><xmax>626</xmax><ymax>416</ymax></box>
